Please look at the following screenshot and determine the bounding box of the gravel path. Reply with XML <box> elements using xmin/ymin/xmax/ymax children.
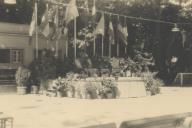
<box><xmin>0</xmin><ymin>87</ymin><xmax>192</xmax><ymax>128</ymax></box>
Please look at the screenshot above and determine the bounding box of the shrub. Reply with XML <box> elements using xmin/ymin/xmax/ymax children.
<box><xmin>50</xmin><ymin>77</ymin><xmax>75</xmax><ymax>97</ymax></box>
<box><xmin>15</xmin><ymin>66</ymin><xmax>31</xmax><ymax>87</ymax></box>
<box><xmin>143</xmin><ymin>72</ymin><xmax>164</xmax><ymax>95</ymax></box>
<box><xmin>28</xmin><ymin>56</ymin><xmax>57</xmax><ymax>86</ymax></box>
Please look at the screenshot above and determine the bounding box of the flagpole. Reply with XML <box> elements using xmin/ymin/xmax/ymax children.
<box><xmin>46</xmin><ymin>39</ymin><xmax>49</xmax><ymax>49</ymax></box>
<box><xmin>109</xmin><ymin>39</ymin><xmax>111</xmax><ymax>58</ymax></box>
<box><xmin>117</xmin><ymin>40</ymin><xmax>119</xmax><ymax>57</ymax></box>
<box><xmin>66</xmin><ymin>35</ymin><xmax>68</xmax><ymax>57</ymax></box>
<box><xmin>55</xmin><ymin>40</ymin><xmax>59</xmax><ymax>58</ymax></box>
<box><xmin>117</xmin><ymin>16</ymin><xmax>120</xmax><ymax>57</ymax></box>
<box><xmin>101</xmin><ymin>35</ymin><xmax>104</xmax><ymax>57</ymax></box>
<box><xmin>93</xmin><ymin>36</ymin><xmax>96</xmax><ymax>56</ymax></box>
<box><xmin>74</xmin><ymin>18</ymin><xmax>77</xmax><ymax>60</ymax></box>
<box><xmin>35</xmin><ymin>0</ymin><xmax>38</xmax><ymax>59</ymax></box>
<box><xmin>125</xmin><ymin>47</ymin><xmax>127</xmax><ymax>54</ymax></box>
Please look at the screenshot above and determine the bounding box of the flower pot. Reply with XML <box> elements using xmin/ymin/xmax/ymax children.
<box><xmin>67</xmin><ymin>91</ymin><xmax>73</xmax><ymax>98</ymax></box>
<box><xmin>31</xmin><ymin>85</ymin><xmax>39</xmax><ymax>94</ymax></box>
<box><xmin>17</xmin><ymin>86</ymin><xmax>27</xmax><ymax>95</ymax></box>
<box><xmin>57</xmin><ymin>91</ymin><xmax>63</xmax><ymax>97</ymax></box>
<box><xmin>106</xmin><ymin>93</ymin><xmax>113</xmax><ymax>99</ymax></box>
<box><xmin>86</xmin><ymin>93</ymin><xmax>92</xmax><ymax>99</ymax></box>
<box><xmin>146</xmin><ymin>91</ymin><xmax>151</xmax><ymax>96</ymax></box>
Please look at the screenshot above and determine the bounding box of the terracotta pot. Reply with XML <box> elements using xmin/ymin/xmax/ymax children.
<box><xmin>57</xmin><ymin>91</ymin><xmax>63</xmax><ymax>97</ymax></box>
<box><xmin>17</xmin><ymin>86</ymin><xmax>27</xmax><ymax>95</ymax></box>
<box><xmin>106</xmin><ymin>93</ymin><xmax>113</xmax><ymax>99</ymax></box>
<box><xmin>146</xmin><ymin>91</ymin><xmax>151</xmax><ymax>96</ymax></box>
<box><xmin>86</xmin><ymin>93</ymin><xmax>92</xmax><ymax>99</ymax></box>
<box><xmin>67</xmin><ymin>91</ymin><xmax>73</xmax><ymax>98</ymax></box>
<box><xmin>31</xmin><ymin>85</ymin><xmax>39</xmax><ymax>94</ymax></box>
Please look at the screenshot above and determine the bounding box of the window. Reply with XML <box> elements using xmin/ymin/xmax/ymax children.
<box><xmin>0</xmin><ymin>49</ymin><xmax>23</xmax><ymax>64</ymax></box>
<box><xmin>11</xmin><ymin>49</ymin><xmax>23</xmax><ymax>64</ymax></box>
<box><xmin>0</xmin><ymin>49</ymin><xmax>10</xmax><ymax>63</ymax></box>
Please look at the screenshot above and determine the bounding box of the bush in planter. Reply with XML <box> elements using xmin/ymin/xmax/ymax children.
<box><xmin>28</xmin><ymin>54</ymin><xmax>57</xmax><ymax>93</ymax></box>
<box><xmin>15</xmin><ymin>66</ymin><xmax>31</xmax><ymax>94</ymax></box>
<box><xmin>97</xmin><ymin>77</ymin><xmax>118</xmax><ymax>99</ymax></box>
<box><xmin>143</xmin><ymin>72</ymin><xmax>164</xmax><ymax>95</ymax></box>
<box><xmin>50</xmin><ymin>77</ymin><xmax>75</xmax><ymax>97</ymax></box>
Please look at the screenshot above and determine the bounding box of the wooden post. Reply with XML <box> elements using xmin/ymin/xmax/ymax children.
<box><xmin>180</xmin><ymin>73</ymin><xmax>183</xmax><ymax>87</ymax></box>
<box><xmin>101</xmin><ymin>35</ymin><xmax>104</xmax><ymax>57</ymax></box>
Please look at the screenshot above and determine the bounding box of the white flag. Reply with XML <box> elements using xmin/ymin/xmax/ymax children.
<box><xmin>92</xmin><ymin>0</ymin><xmax>96</xmax><ymax>16</ymax></box>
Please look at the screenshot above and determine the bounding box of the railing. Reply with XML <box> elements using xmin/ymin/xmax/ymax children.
<box><xmin>177</xmin><ymin>73</ymin><xmax>192</xmax><ymax>87</ymax></box>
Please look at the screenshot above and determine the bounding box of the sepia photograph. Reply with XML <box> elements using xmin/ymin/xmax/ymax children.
<box><xmin>0</xmin><ymin>0</ymin><xmax>192</xmax><ymax>128</ymax></box>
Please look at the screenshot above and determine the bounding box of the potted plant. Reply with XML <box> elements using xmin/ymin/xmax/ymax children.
<box><xmin>53</xmin><ymin>77</ymin><xmax>64</xmax><ymax>97</ymax></box>
<box><xmin>15</xmin><ymin>66</ymin><xmax>31</xmax><ymax>95</ymax></box>
<box><xmin>28</xmin><ymin>79</ymin><xmax>39</xmax><ymax>94</ymax></box>
<box><xmin>143</xmin><ymin>72</ymin><xmax>164</xmax><ymax>96</ymax></box>
<box><xmin>98</xmin><ymin>78</ymin><xmax>118</xmax><ymax>99</ymax></box>
<box><xmin>66</xmin><ymin>84</ymin><xmax>75</xmax><ymax>98</ymax></box>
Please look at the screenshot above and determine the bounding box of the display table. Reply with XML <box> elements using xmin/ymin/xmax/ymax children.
<box><xmin>117</xmin><ymin>77</ymin><xmax>147</xmax><ymax>98</ymax></box>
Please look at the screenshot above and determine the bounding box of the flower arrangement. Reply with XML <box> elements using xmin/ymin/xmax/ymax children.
<box><xmin>52</xmin><ymin>76</ymin><xmax>75</xmax><ymax>97</ymax></box>
<box><xmin>143</xmin><ymin>72</ymin><xmax>164</xmax><ymax>95</ymax></box>
<box><xmin>97</xmin><ymin>77</ymin><xmax>118</xmax><ymax>99</ymax></box>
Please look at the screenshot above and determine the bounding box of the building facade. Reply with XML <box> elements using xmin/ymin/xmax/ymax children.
<box><xmin>0</xmin><ymin>22</ymin><xmax>66</xmax><ymax>83</ymax></box>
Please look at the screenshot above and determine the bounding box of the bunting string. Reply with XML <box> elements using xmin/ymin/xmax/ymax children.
<box><xmin>45</xmin><ymin>0</ymin><xmax>192</xmax><ymax>25</ymax></box>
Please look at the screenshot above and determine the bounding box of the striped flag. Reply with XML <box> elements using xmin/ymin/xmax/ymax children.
<box><xmin>94</xmin><ymin>14</ymin><xmax>105</xmax><ymax>36</ymax></box>
<box><xmin>40</xmin><ymin>4</ymin><xmax>49</xmax><ymax>38</ymax></box>
<box><xmin>4</xmin><ymin>0</ymin><xmax>16</xmax><ymax>4</ymax></box>
<box><xmin>65</xmin><ymin>0</ymin><xmax>79</xmax><ymax>24</ymax></box>
<box><xmin>29</xmin><ymin>3</ymin><xmax>37</xmax><ymax>37</ymax></box>
<box><xmin>117</xmin><ymin>23</ymin><xmax>128</xmax><ymax>45</ymax></box>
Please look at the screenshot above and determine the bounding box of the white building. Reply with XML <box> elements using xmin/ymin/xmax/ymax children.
<box><xmin>0</xmin><ymin>22</ymin><xmax>66</xmax><ymax>83</ymax></box>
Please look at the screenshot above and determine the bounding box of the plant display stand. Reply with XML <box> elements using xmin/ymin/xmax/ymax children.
<box><xmin>117</xmin><ymin>77</ymin><xmax>147</xmax><ymax>98</ymax></box>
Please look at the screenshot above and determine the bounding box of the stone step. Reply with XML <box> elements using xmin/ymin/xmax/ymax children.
<box><xmin>0</xmin><ymin>84</ymin><xmax>16</xmax><ymax>93</ymax></box>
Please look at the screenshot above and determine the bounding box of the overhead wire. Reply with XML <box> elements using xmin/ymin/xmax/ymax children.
<box><xmin>45</xmin><ymin>0</ymin><xmax>192</xmax><ymax>25</ymax></box>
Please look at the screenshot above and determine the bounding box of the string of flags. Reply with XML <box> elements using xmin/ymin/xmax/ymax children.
<box><xmin>28</xmin><ymin>0</ymin><xmax>189</xmax><ymax>58</ymax></box>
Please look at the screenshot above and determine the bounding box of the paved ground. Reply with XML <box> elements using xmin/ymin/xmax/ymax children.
<box><xmin>0</xmin><ymin>87</ymin><xmax>192</xmax><ymax>128</ymax></box>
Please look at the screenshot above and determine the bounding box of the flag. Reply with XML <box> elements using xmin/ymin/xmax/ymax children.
<box><xmin>4</xmin><ymin>0</ymin><xmax>16</xmax><ymax>4</ymax></box>
<box><xmin>65</xmin><ymin>0</ymin><xmax>79</xmax><ymax>24</ymax></box>
<box><xmin>29</xmin><ymin>3</ymin><xmax>37</xmax><ymax>37</ymax></box>
<box><xmin>84</xmin><ymin>0</ymin><xmax>89</xmax><ymax>13</ymax></box>
<box><xmin>51</xmin><ymin>7</ymin><xmax>62</xmax><ymax>40</ymax></box>
<box><xmin>94</xmin><ymin>14</ymin><xmax>105</xmax><ymax>36</ymax></box>
<box><xmin>108</xmin><ymin>21</ymin><xmax>114</xmax><ymax>45</ymax></box>
<box><xmin>40</xmin><ymin>4</ymin><xmax>49</xmax><ymax>38</ymax></box>
<box><xmin>117</xmin><ymin>23</ymin><xmax>128</xmax><ymax>45</ymax></box>
<box><xmin>92</xmin><ymin>0</ymin><xmax>96</xmax><ymax>16</ymax></box>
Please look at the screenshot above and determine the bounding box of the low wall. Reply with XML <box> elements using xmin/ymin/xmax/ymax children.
<box><xmin>117</xmin><ymin>77</ymin><xmax>147</xmax><ymax>98</ymax></box>
<box><xmin>48</xmin><ymin>77</ymin><xmax>147</xmax><ymax>98</ymax></box>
